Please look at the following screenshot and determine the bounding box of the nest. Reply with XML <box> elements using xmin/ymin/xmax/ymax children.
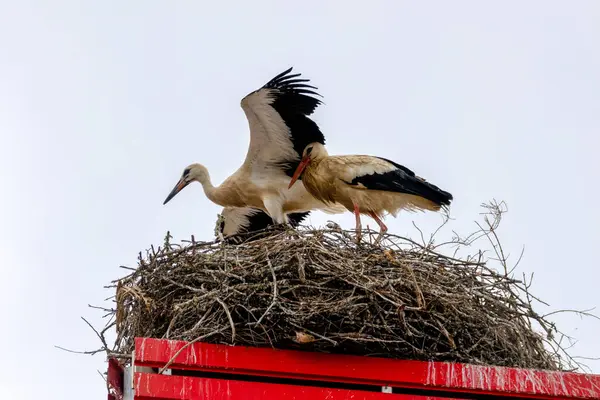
<box><xmin>107</xmin><ymin>206</ymin><xmax>576</xmax><ymax>371</ymax></box>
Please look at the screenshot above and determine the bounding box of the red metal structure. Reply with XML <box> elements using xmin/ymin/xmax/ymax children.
<box><xmin>108</xmin><ymin>337</ymin><xmax>600</xmax><ymax>400</ymax></box>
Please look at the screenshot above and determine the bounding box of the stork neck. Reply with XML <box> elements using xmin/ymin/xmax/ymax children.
<box><xmin>200</xmin><ymin>179</ymin><xmax>218</xmax><ymax>202</ymax></box>
<box><xmin>201</xmin><ymin>178</ymin><xmax>236</xmax><ymax>208</ymax></box>
<box><xmin>300</xmin><ymin>159</ymin><xmax>320</xmax><ymax>188</ymax></box>
<box><xmin>300</xmin><ymin>160</ymin><xmax>331</xmax><ymax>205</ymax></box>
<box><xmin>305</xmin><ymin>156</ymin><xmax>323</xmax><ymax>172</ymax></box>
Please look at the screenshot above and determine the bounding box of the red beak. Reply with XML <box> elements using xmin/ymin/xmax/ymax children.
<box><xmin>288</xmin><ymin>155</ymin><xmax>310</xmax><ymax>189</ymax></box>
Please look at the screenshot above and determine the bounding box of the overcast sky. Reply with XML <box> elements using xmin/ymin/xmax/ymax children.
<box><xmin>1</xmin><ymin>1</ymin><xmax>599</xmax><ymax>398</ymax></box>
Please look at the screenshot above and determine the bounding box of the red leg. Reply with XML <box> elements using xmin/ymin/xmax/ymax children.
<box><xmin>368</xmin><ymin>211</ymin><xmax>388</xmax><ymax>234</ymax></box>
<box><xmin>368</xmin><ymin>211</ymin><xmax>387</xmax><ymax>245</ymax></box>
<box><xmin>353</xmin><ymin>202</ymin><xmax>362</xmax><ymax>243</ymax></box>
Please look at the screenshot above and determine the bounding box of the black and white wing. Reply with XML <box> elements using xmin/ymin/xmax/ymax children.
<box><xmin>240</xmin><ymin>67</ymin><xmax>325</xmax><ymax>177</ymax></box>
<box><xmin>216</xmin><ymin>207</ymin><xmax>310</xmax><ymax>244</ymax></box>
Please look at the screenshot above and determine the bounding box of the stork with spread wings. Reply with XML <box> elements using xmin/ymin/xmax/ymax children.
<box><xmin>163</xmin><ymin>68</ymin><xmax>344</xmax><ymax>235</ymax></box>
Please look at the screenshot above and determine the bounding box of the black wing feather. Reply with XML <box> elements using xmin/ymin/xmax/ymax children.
<box><xmin>287</xmin><ymin>211</ymin><xmax>310</xmax><ymax>226</ymax></box>
<box><xmin>220</xmin><ymin>208</ymin><xmax>310</xmax><ymax>244</ymax></box>
<box><xmin>345</xmin><ymin>157</ymin><xmax>453</xmax><ymax>207</ymax></box>
<box><xmin>261</xmin><ymin>67</ymin><xmax>326</xmax><ymax>177</ymax></box>
<box><xmin>242</xmin><ymin>209</ymin><xmax>309</xmax><ymax>232</ymax></box>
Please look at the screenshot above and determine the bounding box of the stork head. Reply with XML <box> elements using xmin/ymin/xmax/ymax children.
<box><xmin>163</xmin><ymin>163</ymin><xmax>210</xmax><ymax>205</ymax></box>
<box><xmin>288</xmin><ymin>142</ymin><xmax>328</xmax><ymax>189</ymax></box>
<box><xmin>302</xmin><ymin>142</ymin><xmax>328</xmax><ymax>160</ymax></box>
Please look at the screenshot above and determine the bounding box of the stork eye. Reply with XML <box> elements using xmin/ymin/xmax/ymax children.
<box><xmin>306</xmin><ymin>147</ymin><xmax>313</xmax><ymax>155</ymax></box>
<box><xmin>183</xmin><ymin>168</ymin><xmax>191</xmax><ymax>176</ymax></box>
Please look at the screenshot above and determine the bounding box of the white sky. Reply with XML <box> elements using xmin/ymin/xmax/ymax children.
<box><xmin>1</xmin><ymin>1</ymin><xmax>599</xmax><ymax>398</ymax></box>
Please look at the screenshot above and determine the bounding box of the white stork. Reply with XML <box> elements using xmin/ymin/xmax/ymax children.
<box><xmin>288</xmin><ymin>142</ymin><xmax>453</xmax><ymax>243</ymax></box>
<box><xmin>163</xmin><ymin>67</ymin><xmax>345</xmax><ymax>225</ymax></box>
<box><xmin>215</xmin><ymin>207</ymin><xmax>309</xmax><ymax>244</ymax></box>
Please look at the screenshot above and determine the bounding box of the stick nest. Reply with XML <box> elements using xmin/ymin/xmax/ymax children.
<box><xmin>108</xmin><ymin>203</ymin><xmax>576</xmax><ymax>371</ymax></box>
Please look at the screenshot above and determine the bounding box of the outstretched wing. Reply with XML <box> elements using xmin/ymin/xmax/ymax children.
<box><xmin>240</xmin><ymin>67</ymin><xmax>325</xmax><ymax>178</ymax></box>
<box><xmin>216</xmin><ymin>207</ymin><xmax>310</xmax><ymax>244</ymax></box>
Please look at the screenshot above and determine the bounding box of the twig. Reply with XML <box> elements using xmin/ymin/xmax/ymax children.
<box><xmin>250</xmin><ymin>252</ymin><xmax>278</xmax><ymax>327</ymax></box>
<box><xmin>215</xmin><ymin>297</ymin><xmax>236</xmax><ymax>343</ymax></box>
<box><xmin>158</xmin><ymin>330</ymin><xmax>224</xmax><ymax>374</ymax></box>
<box><xmin>55</xmin><ymin>345</ymin><xmax>105</xmax><ymax>355</ymax></box>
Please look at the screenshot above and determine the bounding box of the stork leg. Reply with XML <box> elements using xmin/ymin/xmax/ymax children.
<box><xmin>368</xmin><ymin>211</ymin><xmax>388</xmax><ymax>245</ymax></box>
<box><xmin>353</xmin><ymin>202</ymin><xmax>362</xmax><ymax>244</ymax></box>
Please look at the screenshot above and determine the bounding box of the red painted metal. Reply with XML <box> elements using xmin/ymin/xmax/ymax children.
<box><xmin>134</xmin><ymin>337</ymin><xmax>600</xmax><ymax>400</ymax></box>
<box><xmin>107</xmin><ymin>357</ymin><xmax>124</xmax><ymax>400</ymax></box>
<box><xmin>133</xmin><ymin>373</ymin><xmax>464</xmax><ymax>400</ymax></box>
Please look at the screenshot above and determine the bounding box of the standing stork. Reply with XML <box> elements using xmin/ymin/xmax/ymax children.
<box><xmin>288</xmin><ymin>142</ymin><xmax>453</xmax><ymax>243</ymax></box>
<box><xmin>163</xmin><ymin>67</ymin><xmax>345</xmax><ymax>225</ymax></box>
